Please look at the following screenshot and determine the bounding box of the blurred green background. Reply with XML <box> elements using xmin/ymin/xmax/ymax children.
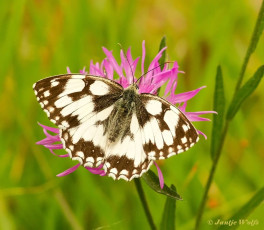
<box><xmin>0</xmin><ymin>0</ymin><xmax>263</xmax><ymax>229</ymax></box>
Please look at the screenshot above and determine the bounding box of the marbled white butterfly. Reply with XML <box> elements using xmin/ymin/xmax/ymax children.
<box><xmin>33</xmin><ymin>74</ymin><xmax>199</xmax><ymax>181</ymax></box>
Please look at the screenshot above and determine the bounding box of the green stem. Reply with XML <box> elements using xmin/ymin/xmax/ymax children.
<box><xmin>195</xmin><ymin>121</ymin><xmax>229</xmax><ymax>230</ymax></box>
<box><xmin>134</xmin><ymin>179</ymin><xmax>156</xmax><ymax>230</ymax></box>
<box><xmin>235</xmin><ymin>1</ymin><xmax>264</xmax><ymax>92</ymax></box>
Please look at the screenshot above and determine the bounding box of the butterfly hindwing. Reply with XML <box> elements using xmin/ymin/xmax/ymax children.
<box><xmin>101</xmin><ymin>93</ymin><xmax>199</xmax><ymax>181</ymax></box>
<box><xmin>104</xmin><ymin>155</ymin><xmax>153</xmax><ymax>181</ymax></box>
<box><xmin>103</xmin><ymin>111</ymin><xmax>152</xmax><ymax>180</ymax></box>
<box><xmin>139</xmin><ymin>94</ymin><xmax>199</xmax><ymax>160</ymax></box>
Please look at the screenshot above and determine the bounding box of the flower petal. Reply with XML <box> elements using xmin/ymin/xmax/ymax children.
<box><xmin>153</xmin><ymin>161</ymin><xmax>164</xmax><ymax>189</ymax></box>
<box><xmin>185</xmin><ymin>111</ymin><xmax>217</xmax><ymax>122</ymax></box>
<box><xmin>132</xmin><ymin>57</ymin><xmax>140</xmax><ymax>76</ymax></box>
<box><xmin>90</xmin><ymin>61</ymin><xmax>104</xmax><ymax>76</ymax></box>
<box><xmin>102</xmin><ymin>47</ymin><xmax>124</xmax><ymax>78</ymax></box>
<box><xmin>38</xmin><ymin>123</ymin><xmax>59</xmax><ymax>134</ymax></box>
<box><xmin>48</xmin><ymin>148</ymin><xmax>69</xmax><ymax>158</ymax></box>
<box><xmin>164</xmin><ymin>62</ymin><xmax>179</xmax><ymax>96</ymax></box>
<box><xmin>197</xmin><ymin>130</ymin><xmax>207</xmax><ymax>139</ymax></box>
<box><xmin>102</xmin><ymin>58</ymin><xmax>114</xmax><ymax>79</ymax></box>
<box><xmin>43</xmin><ymin>144</ymin><xmax>63</xmax><ymax>149</ymax></box>
<box><xmin>139</xmin><ymin>68</ymin><xmax>177</xmax><ymax>94</ymax></box>
<box><xmin>80</xmin><ymin>67</ymin><xmax>87</xmax><ymax>75</ymax></box>
<box><xmin>121</xmin><ymin>49</ymin><xmax>133</xmax><ymax>83</ymax></box>
<box><xmin>56</xmin><ymin>163</ymin><xmax>81</xmax><ymax>177</ymax></box>
<box><xmin>36</xmin><ymin>136</ymin><xmax>59</xmax><ymax>145</ymax></box>
<box><xmin>167</xmin><ymin>86</ymin><xmax>206</xmax><ymax>104</ymax></box>
<box><xmin>144</xmin><ymin>47</ymin><xmax>167</xmax><ymax>83</ymax></box>
<box><xmin>85</xmin><ymin>167</ymin><xmax>106</xmax><ymax>176</ymax></box>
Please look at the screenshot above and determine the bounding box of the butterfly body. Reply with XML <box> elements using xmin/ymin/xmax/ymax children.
<box><xmin>106</xmin><ymin>84</ymin><xmax>138</xmax><ymax>143</ymax></box>
<box><xmin>33</xmin><ymin>74</ymin><xmax>199</xmax><ymax>181</ymax></box>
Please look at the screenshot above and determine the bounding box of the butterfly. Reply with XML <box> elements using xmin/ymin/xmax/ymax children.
<box><xmin>33</xmin><ymin>74</ymin><xmax>199</xmax><ymax>181</ymax></box>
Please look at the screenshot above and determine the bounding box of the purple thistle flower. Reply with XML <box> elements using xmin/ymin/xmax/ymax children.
<box><xmin>36</xmin><ymin>41</ymin><xmax>215</xmax><ymax>188</ymax></box>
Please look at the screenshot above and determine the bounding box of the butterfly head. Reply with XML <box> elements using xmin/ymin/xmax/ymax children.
<box><xmin>122</xmin><ymin>83</ymin><xmax>139</xmax><ymax>102</ymax></box>
<box><xmin>129</xmin><ymin>82</ymin><xmax>139</xmax><ymax>90</ymax></box>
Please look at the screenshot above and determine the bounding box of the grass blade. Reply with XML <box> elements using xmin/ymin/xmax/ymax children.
<box><xmin>226</xmin><ymin>65</ymin><xmax>264</xmax><ymax>120</ymax></box>
<box><xmin>211</xmin><ymin>66</ymin><xmax>225</xmax><ymax>160</ymax></box>
<box><xmin>160</xmin><ymin>185</ymin><xmax>177</xmax><ymax>230</ymax></box>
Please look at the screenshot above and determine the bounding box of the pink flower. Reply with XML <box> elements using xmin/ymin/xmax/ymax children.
<box><xmin>36</xmin><ymin>41</ymin><xmax>215</xmax><ymax>188</ymax></box>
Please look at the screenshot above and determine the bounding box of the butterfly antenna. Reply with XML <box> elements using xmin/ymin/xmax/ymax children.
<box><xmin>117</xmin><ymin>43</ymin><xmax>136</xmax><ymax>84</ymax></box>
<box><xmin>136</xmin><ymin>61</ymin><xmax>174</xmax><ymax>84</ymax></box>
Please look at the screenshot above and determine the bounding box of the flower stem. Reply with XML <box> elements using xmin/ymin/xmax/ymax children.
<box><xmin>134</xmin><ymin>179</ymin><xmax>156</xmax><ymax>230</ymax></box>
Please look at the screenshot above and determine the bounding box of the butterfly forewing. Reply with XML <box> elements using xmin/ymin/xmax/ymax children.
<box><xmin>33</xmin><ymin>74</ymin><xmax>123</xmax><ymax>129</ymax></box>
<box><xmin>34</xmin><ymin>74</ymin><xmax>124</xmax><ymax>168</ymax></box>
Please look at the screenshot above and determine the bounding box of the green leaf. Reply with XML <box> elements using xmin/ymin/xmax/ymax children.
<box><xmin>236</xmin><ymin>1</ymin><xmax>264</xmax><ymax>90</ymax></box>
<box><xmin>158</xmin><ymin>36</ymin><xmax>167</xmax><ymax>65</ymax></box>
<box><xmin>211</xmin><ymin>66</ymin><xmax>225</xmax><ymax>160</ymax></box>
<box><xmin>160</xmin><ymin>185</ymin><xmax>177</xmax><ymax>230</ymax></box>
<box><xmin>226</xmin><ymin>65</ymin><xmax>264</xmax><ymax>120</ymax></box>
<box><xmin>142</xmin><ymin>170</ymin><xmax>182</xmax><ymax>200</ymax></box>
<box><xmin>248</xmin><ymin>1</ymin><xmax>264</xmax><ymax>55</ymax></box>
<box><xmin>218</xmin><ymin>186</ymin><xmax>264</xmax><ymax>230</ymax></box>
<box><xmin>157</xmin><ymin>36</ymin><xmax>167</xmax><ymax>96</ymax></box>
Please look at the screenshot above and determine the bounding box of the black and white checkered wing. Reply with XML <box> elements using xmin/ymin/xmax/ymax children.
<box><xmin>34</xmin><ymin>74</ymin><xmax>199</xmax><ymax>181</ymax></box>
<box><xmin>103</xmin><ymin>109</ymin><xmax>153</xmax><ymax>180</ymax></box>
<box><xmin>138</xmin><ymin>94</ymin><xmax>199</xmax><ymax>160</ymax></box>
<box><xmin>33</xmin><ymin>74</ymin><xmax>123</xmax><ymax>167</ymax></box>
